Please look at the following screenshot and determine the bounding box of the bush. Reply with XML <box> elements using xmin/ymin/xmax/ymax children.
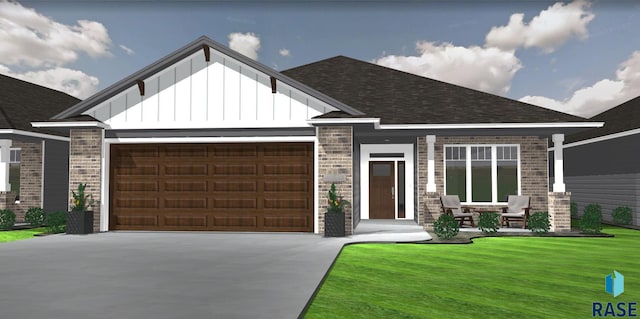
<box><xmin>25</xmin><ymin>207</ymin><xmax>46</xmax><ymax>226</ymax></box>
<box><xmin>478</xmin><ymin>212</ymin><xmax>500</xmax><ymax>234</ymax></box>
<box><xmin>434</xmin><ymin>214</ymin><xmax>459</xmax><ymax>239</ymax></box>
<box><xmin>570</xmin><ymin>202</ymin><xmax>578</xmax><ymax>218</ymax></box>
<box><xmin>527</xmin><ymin>211</ymin><xmax>550</xmax><ymax>235</ymax></box>
<box><xmin>580</xmin><ymin>204</ymin><xmax>603</xmax><ymax>234</ymax></box>
<box><xmin>612</xmin><ymin>206</ymin><xmax>632</xmax><ymax>225</ymax></box>
<box><xmin>45</xmin><ymin>211</ymin><xmax>66</xmax><ymax>234</ymax></box>
<box><xmin>0</xmin><ymin>209</ymin><xmax>16</xmax><ymax>230</ymax></box>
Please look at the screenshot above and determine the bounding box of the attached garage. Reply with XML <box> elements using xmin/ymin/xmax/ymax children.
<box><xmin>109</xmin><ymin>142</ymin><xmax>314</xmax><ymax>232</ymax></box>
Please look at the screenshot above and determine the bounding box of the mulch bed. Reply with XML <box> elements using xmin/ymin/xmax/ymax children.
<box><xmin>422</xmin><ymin>228</ymin><xmax>615</xmax><ymax>244</ymax></box>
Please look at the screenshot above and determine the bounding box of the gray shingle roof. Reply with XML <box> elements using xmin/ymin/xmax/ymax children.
<box><xmin>282</xmin><ymin>56</ymin><xmax>588</xmax><ymax>125</ymax></box>
<box><xmin>0</xmin><ymin>74</ymin><xmax>80</xmax><ymax>136</ymax></box>
<box><xmin>566</xmin><ymin>96</ymin><xmax>640</xmax><ymax>143</ymax></box>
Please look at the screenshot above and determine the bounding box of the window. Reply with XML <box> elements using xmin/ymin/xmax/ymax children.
<box><xmin>9</xmin><ymin>148</ymin><xmax>20</xmax><ymax>194</ymax></box>
<box><xmin>444</xmin><ymin>145</ymin><xmax>519</xmax><ymax>203</ymax></box>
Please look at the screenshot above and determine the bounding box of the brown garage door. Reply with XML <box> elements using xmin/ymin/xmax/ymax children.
<box><xmin>110</xmin><ymin>143</ymin><xmax>314</xmax><ymax>232</ymax></box>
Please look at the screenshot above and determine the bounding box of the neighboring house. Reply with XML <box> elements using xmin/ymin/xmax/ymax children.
<box><xmin>550</xmin><ymin>96</ymin><xmax>640</xmax><ymax>225</ymax></box>
<box><xmin>33</xmin><ymin>36</ymin><xmax>603</xmax><ymax>234</ymax></box>
<box><xmin>0</xmin><ymin>74</ymin><xmax>78</xmax><ymax>221</ymax></box>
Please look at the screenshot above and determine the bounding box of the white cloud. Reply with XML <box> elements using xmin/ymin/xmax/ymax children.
<box><xmin>520</xmin><ymin>51</ymin><xmax>640</xmax><ymax>117</ymax></box>
<box><xmin>0</xmin><ymin>65</ymin><xmax>99</xmax><ymax>99</ymax></box>
<box><xmin>0</xmin><ymin>0</ymin><xmax>112</xmax><ymax>67</ymax></box>
<box><xmin>486</xmin><ymin>0</ymin><xmax>594</xmax><ymax>53</ymax></box>
<box><xmin>228</xmin><ymin>32</ymin><xmax>261</xmax><ymax>60</ymax></box>
<box><xmin>119</xmin><ymin>44</ymin><xmax>134</xmax><ymax>55</ymax></box>
<box><xmin>279</xmin><ymin>48</ymin><xmax>290</xmax><ymax>57</ymax></box>
<box><xmin>375</xmin><ymin>41</ymin><xmax>522</xmax><ymax>95</ymax></box>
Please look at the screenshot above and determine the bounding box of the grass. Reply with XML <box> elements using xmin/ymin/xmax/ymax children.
<box><xmin>0</xmin><ymin>227</ymin><xmax>47</xmax><ymax>243</ymax></box>
<box><xmin>304</xmin><ymin>225</ymin><xmax>639</xmax><ymax>319</ymax></box>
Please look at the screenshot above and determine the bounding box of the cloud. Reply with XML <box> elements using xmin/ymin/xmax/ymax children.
<box><xmin>486</xmin><ymin>0</ymin><xmax>594</xmax><ymax>53</ymax></box>
<box><xmin>228</xmin><ymin>32</ymin><xmax>261</xmax><ymax>60</ymax></box>
<box><xmin>375</xmin><ymin>41</ymin><xmax>522</xmax><ymax>95</ymax></box>
<box><xmin>0</xmin><ymin>65</ymin><xmax>99</xmax><ymax>99</ymax></box>
<box><xmin>119</xmin><ymin>44</ymin><xmax>134</xmax><ymax>55</ymax></box>
<box><xmin>520</xmin><ymin>51</ymin><xmax>640</xmax><ymax>117</ymax></box>
<box><xmin>0</xmin><ymin>0</ymin><xmax>112</xmax><ymax>67</ymax></box>
<box><xmin>279</xmin><ymin>48</ymin><xmax>290</xmax><ymax>57</ymax></box>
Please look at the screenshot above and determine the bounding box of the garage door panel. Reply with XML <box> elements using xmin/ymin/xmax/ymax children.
<box><xmin>111</xmin><ymin>142</ymin><xmax>313</xmax><ymax>232</ymax></box>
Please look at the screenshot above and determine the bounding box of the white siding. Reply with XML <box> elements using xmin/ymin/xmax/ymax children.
<box><xmin>83</xmin><ymin>49</ymin><xmax>338</xmax><ymax>129</ymax></box>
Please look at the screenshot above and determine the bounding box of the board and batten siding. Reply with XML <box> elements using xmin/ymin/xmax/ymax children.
<box><xmin>84</xmin><ymin>49</ymin><xmax>337</xmax><ymax>129</ymax></box>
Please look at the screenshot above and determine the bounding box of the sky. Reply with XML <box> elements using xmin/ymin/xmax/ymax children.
<box><xmin>1</xmin><ymin>0</ymin><xmax>639</xmax><ymax>118</ymax></box>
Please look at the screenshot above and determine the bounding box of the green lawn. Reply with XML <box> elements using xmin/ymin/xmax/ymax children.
<box><xmin>304</xmin><ymin>226</ymin><xmax>639</xmax><ymax>319</ymax></box>
<box><xmin>0</xmin><ymin>227</ymin><xmax>46</xmax><ymax>243</ymax></box>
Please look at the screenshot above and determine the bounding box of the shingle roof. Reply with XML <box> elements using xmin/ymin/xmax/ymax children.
<box><xmin>282</xmin><ymin>56</ymin><xmax>588</xmax><ymax>125</ymax></box>
<box><xmin>566</xmin><ymin>96</ymin><xmax>640</xmax><ymax>143</ymax></box>
<box><xmin>0</xmin><ymin>74</ymin><xmax>80</xmax><ymax>136</ymax></box>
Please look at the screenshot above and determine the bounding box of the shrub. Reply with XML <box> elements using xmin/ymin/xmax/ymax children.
<box><xmin>25</xmin><ymin>207</ymin><xmax>46</xmax><ymax>226</ymax></box>
<box><xmin>580</xmin><ymin>204</ymin><xmax>603</xmax><ymax>234</ymax></box>
<box><xmin>570</xmin><ymin>202</ymin><xmax>578</xmax><ymax>218</ymax></box>
<box><xmin>527</xmin><ymin>211</ymin><xmax>551</xmax><ymax>235</ymax></box>
<box><xmin>612</xmin><ymin>206</ymin><xmax>632</xmax><ymax>225</ymax></box>
<box><xmin>0</xmin><ymin>209</ymin><xmax>16</xmax><ymax>230</ymax></box>
<box><xmin>45</xmin><ymin>211</ymin><xmax>66</xmax><ymax>234</ymax></box>
<box><xmin>434</xmin><ymin>214</ymin><xmax>459</xmax><ymax>239</ymax></box>
<box><xmin>478</xmin><ymin>212</ymin><xmax>500</xmax><ymax>234</ymax></box>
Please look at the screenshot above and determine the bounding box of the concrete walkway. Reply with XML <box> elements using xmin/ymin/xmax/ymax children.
<box><xmin>0</xmin><ymin>222</ymin><xmax>429</xmax><ymax>319</ymax></box>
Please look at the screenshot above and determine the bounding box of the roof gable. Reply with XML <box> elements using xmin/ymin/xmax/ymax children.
<box><xmin>282</xmin><ymin>56</ymin><xmax>588</xmax><ymax>125</ymax></box>
<box><xmin>0</xmin><ymin>74</ymin><xmax>79</xmax><ymax>135</ymax></box>
<box><xmin>54</xmin><ymin>36</ymin><xmax>363</xmax><ymax>124</ymax></box>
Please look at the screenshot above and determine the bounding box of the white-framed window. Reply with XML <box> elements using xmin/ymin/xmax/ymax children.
<box><xmin>9</xmin><ymin>148</ymin><xmax>21</xmax><ymax>194</ymax></box>
<box><xmin>444</xmin><ymin>144</ymin><xmax>520</xmax><ymax>204</ymax></box>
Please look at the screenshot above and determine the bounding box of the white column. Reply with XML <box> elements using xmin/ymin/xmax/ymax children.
<box><xmin>552</xmin><ymin>134</ymin><xmax>565</xmax><ymax>192</ymax></box>
<box><xmin>426</xmin><ymin>135</ymin><xmax>436</xmax><ymax>192</ymax></box>
<box><xmin>0</xmin><ymin>139</ymin><xmax>11</xmax><ymax>192</ymax></box>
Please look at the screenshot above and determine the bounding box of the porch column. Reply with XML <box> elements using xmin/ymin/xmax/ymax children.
<box><xmin>552</xmin><ymin>134</ymin><xmax>565</xmax><ymax>192</ymax></box>
<box><xmin>0</xmin><ymin>139</ymin><xmax>12</xmax><ymax>192</ymax></box>
<box><xmin>426</xmin><ymin>135</ymin><xmax>436</xmax><ymax>192</ymax></box>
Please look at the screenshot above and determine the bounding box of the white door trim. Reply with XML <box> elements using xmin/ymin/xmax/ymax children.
<box><xmin>360</xmin><ymin>144</ymin><xmax>414</xmax><ymax>220</ymax></box>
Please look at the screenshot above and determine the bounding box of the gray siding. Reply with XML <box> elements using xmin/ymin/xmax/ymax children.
<box><xmin>42</xmin><ymin>139</ymin><xmax>69</xmax><ymax>213</ymax></box>
<box><xmin>566</xmin><ymin>173</ymin><xmax>640</xmax><ymax>225</ymax></box>
<box><xmin>563</xmin><ymin>133</ymin><xmax>640</xmax><ymax>176</ymax></box>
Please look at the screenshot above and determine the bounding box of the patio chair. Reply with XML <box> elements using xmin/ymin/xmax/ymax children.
<box><xmin>500</xmin><ymin>195</ymin><xmax>531</xmax><ymax>229</ymax></box>
<box><xmin>440</xmin><ymin>195</ymin><xmax>475</xmax><ymax>227</ymax></box>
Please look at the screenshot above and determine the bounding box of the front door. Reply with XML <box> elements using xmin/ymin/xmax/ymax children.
<box><xmin>369</xmin><ymin>161</ymin><xmax>395</xmax><ymax>219</ymax></box>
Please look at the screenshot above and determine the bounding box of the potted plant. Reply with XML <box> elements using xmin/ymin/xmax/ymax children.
<box><xmin>67</xmin><ymin>183</ymin><xmax>96</xmax><ymax>234</ymax></box>
<box><xmin>325</xmin><ymin>183</ymin><xmax>350</xmax><ymax>237</ymax></box>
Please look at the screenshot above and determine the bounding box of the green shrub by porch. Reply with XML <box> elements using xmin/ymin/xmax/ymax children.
<box><xmin>25</xmin><ymin>207</ymin><xmax>46</xmax><ymax>227</ymax></box>
<box><xmin>570</xmin><ymin>202</ymin><xmax>578</xmax><ymax>218</ymax></box>
<box><xmin>580</xmin><ymin>204</ymin><xmax>602</xmax><ymax>234</ymax></box>
<box><xmin>612</xmin><ymin>206</ymin><xmax>632</xmax><ymax>225</ymax></box>
<box><xmin>527</xmin><ymin>212</ymin><xmax>550</xmax><ymax>235</ymax></box>
<box><xmin>433</xmin><ymin>214</ymin><xmax>459</xmax><ymax>239</ymax></box>
<box><xmin>478</xmin><ymin>212</ymin><xmax>499</xmax><ymax>234</ymax></box>
<box><xmin>0</xmin><ymin>209</ymin><xmax>16</xmax><ymax>230</ymax></box>
<box><xmin>45</xmin><ymin>211</ymin><xmax>66</xmax><ymax>234</ymax></box>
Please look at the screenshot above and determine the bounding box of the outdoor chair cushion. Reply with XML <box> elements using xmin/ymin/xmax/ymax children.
<box><xmin>441</xmin><ymin>195</ymin><xmax>473</xmax><ymax>217</ymax></box>
<box><xmin>504</xmin><ymin>195</ymin><xmax>530</xmax><ymax>215</ymax></box>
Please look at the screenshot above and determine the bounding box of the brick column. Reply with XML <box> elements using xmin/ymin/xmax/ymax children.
<box><xmin>548</xmin><ymin>192</ymin><xmax>571</xmax><ymax>232</ymax></box>
<box><xmin>69</xmin><ymin>128</ymin><xmax>103</xmax><ymax>232</ymax></box>
<box><xmin>318</xmin><ymin>126</ymin><xmax>353</xmax><ymax>236</ymax></box>
<box><xmin>13</xmin><ymin>141</ymin><xmax>43</xmax><ymax>221</ymax></box>
<box><xmin>423</xmin><ymin>192</ymin><xmax>442</xmax><ymax>231</ymax></box>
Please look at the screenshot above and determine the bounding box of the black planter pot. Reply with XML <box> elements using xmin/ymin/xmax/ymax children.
<box><xmin>66</xmin><ymin>211</ymin><xmax>94</xmax><ymax>234</ymax></box>
<box><xmin>324</xmin><ymin>211</ymin><xmax>345</xmax><ymax>237</ymax></box>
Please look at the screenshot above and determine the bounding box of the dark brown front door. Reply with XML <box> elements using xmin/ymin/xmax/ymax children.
<box><xmin>109</xmin><ymin>143</ymin><xmax>314</xmax><ymax>232</ymax></box>
<box><xmin>369</xmin><ymin>161</ymin><xmax>395</xmax><ymax>219</ymax></box>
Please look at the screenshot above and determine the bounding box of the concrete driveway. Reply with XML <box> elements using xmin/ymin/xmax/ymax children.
<box><xmin>0</xmin><ymin>222</ymin><xmax>429</xmax><ymax>319</ymax></box>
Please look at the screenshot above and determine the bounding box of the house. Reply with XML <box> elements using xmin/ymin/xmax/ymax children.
<box><xmin>550</xmin><ymin>96</ymin><xmax>640</xmax><ymax>225</ymax></box>
<box><xmin>32</xmin><ymin>36</ymin><xmax>603</xmax><ymax>234</ymax></box>
<box><xmin>0</xmin><ymin>74</ymin><xmax>78</xmax><ymax>222</ymax></box>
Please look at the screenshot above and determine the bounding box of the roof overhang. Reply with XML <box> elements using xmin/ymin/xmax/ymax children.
<box><xmin>549</xmin><ymin>127</ymin><xmax>640</xmax><ymax>151</ymax></box>
<box><xmin>31</xmin><ymin>121</ymin><xmax>109</xmax><ymax>135</ymax></box>
<box><xmin>0</xmin><ymin>129</ymin><xmax>70</xmax><ymax>142</ymax></box>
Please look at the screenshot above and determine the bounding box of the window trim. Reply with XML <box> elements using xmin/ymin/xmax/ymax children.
<box><xmin>443</xmin><ymin>144</ymin><xmax>521</xmax><ymax>205</ymax></box>
<box><xmin>9</xmin><ymin>148</ymin><xmax>21</xmax><ymax>164</ymax></box>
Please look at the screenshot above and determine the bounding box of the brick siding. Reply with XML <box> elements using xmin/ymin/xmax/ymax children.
<box><xmin>548</xmin><ymin>192</ymin><xmax>571</xmax><ymax>232</ymax></box>
<box><xmin>69</xmin><ymin>129</ymin><xmax>103</xmax><ymax>232</ymax></box>
<box><xmin>318</xmin><ymin>126</ymin><xmax>353</xmax><ymax>235</ymax></box>
<box><xmin>13</xmin><ymin>141</ymin><xmax>43</xmax><ymax>222</ymax></box>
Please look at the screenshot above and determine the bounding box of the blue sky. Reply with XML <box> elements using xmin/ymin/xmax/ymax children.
<box><xmin>1</xmin><ymin>0</ymin><xmax>639</xmax><ymax>118</ymax></box>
